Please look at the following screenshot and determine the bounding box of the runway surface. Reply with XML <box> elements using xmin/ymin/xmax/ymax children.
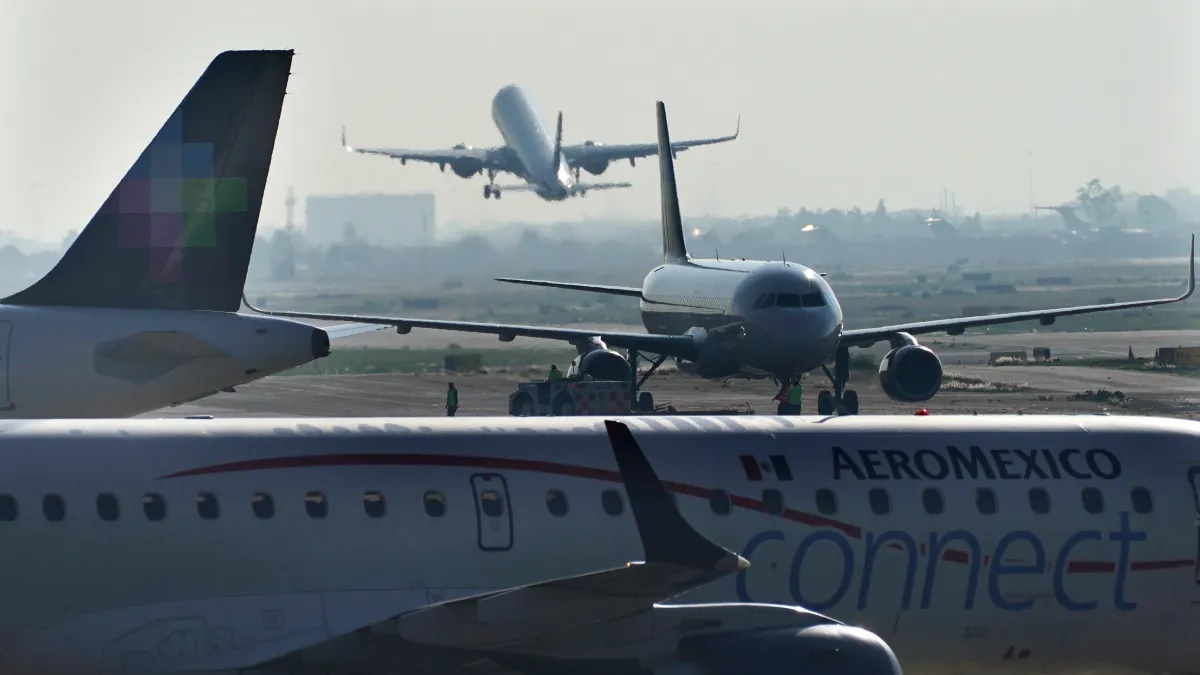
<box><xmin>144</xmin><ymin>327</ymin><xmax>1200</xmax><ymax>420</ymax></box>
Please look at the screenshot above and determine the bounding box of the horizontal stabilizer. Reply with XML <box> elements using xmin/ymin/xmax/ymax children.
<box><xmin>571</xmin><ymin>181</ymin><xmax>632</xmax><ymax>193</ymax></box>
<box><xmin>494</xmin><ymin>277</ymin><xmax>643</xmax><ymax>297</ymax></box>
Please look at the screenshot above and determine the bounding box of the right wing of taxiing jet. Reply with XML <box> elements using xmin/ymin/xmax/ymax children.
<box><xmin>242</xmin><ymin>293</ymin><xmax>699</xmax><ymax>360</ymax></box>
<box><xmin>840</xmin><ymin>233</ymin><xmax>1196</xmax><ymax>348</ymax></box>
<box><xmin>339</xmin><ymin>125</ymin><xmax>516</xmax><ymax>176</ymax></box>
<box><xmin>562</xmin><ymin>114</ymin><xmax>739</xmax><ymax>167</ymax></box>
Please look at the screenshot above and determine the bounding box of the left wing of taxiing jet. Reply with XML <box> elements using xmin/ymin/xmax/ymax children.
<box><xmin>207</xmin><ymin>420</ymin><xmax>900</xmax><ymax>675</ymax></box>
<box><xmin>242</xmin><ymin>293</ymin><xmax>701</xmax><ymax>361</ymax></box>
<box><xmin>339</xmin><ymin>125</ymin><xmax>515</xmax><ymax>175</ymax></box>
<box><xmin>563</xmin><ymin>114</ymin><xmax>739</xmax><ymax>166</ymax></box>
<box><xmin>840</xmin><ymin>233</ymin><xmax>1196</xmax><ymax>348</ymax></box>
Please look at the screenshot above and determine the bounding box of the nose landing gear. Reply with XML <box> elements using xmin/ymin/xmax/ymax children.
<box><xmin>818</xmin><ymin>346</ymin><xmax>859</xmax><ymax>415</ymax></box>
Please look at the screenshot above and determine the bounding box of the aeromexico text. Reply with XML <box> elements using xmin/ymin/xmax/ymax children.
<box><xmin>832</xmin><ymin>445</ymin><xmax>1122</xmax><ymax>481</ymax></box>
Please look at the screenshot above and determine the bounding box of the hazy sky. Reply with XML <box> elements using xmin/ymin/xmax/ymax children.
<box><xmin>3</xmin><ymin>0</ymin><xmax>1197</xmax><ymax>243</ymax></box>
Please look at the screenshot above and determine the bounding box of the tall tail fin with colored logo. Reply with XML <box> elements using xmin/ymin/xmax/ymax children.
<box><xmin>2</xmin><ymin>50</ymin><xmax>293</xmax><ymax>312</ymax></box>
<box><xmin>656</xmin><ymin>101</ymin><xmax>689</xmax><ymax>263</ymax></box>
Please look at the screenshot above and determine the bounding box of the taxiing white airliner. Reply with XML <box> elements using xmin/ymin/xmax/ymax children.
<box><xmin>0</xmin><ymin>49</ymin><xmax>378</xmax><ymax>418</ymax></box>
<box><xmin>0</xmin><ymin>413</ymin><xmax>1194</xmax><ymax>675</ymax></box>
<box><xmin>252</xmin><ymin>101</ymin><xmax>1195</xmax><ymax>416</ymax></box>
<box><xmin>340</xmin><ymin>84</ymin><xmax>739</xmax><ymax>201</ymax></box>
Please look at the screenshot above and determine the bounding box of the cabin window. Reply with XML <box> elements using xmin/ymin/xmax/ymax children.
<box><xmin>424</xmin><ymin>491</ymin><xmax>446</xmax><ymax>518</ymax></box>
<box><xmin>479</xmin><ymin>490</ymin><xmax>505</xmax><ymax>517</ymax></box>
<box><xmin>815</xmin><ymin>488</ymin><xmax>838</xmax><ymax>515</ymax></box>
<box><xmin>709</xmin><ymin>489</ymin><xmax>732</xmax><ymax>515</ymax></box>
<box><xmin>252</xmin><ymin>492</ymin><xmax>274</xmax><ymax>519</ymax></box>
<box><xmin>363</xmin><ymin>491</ymin><xmax>386</xmax><ymax>518</ymax></box>
<box><xmin>762</xmin><ymin>489</ymin><xmax>784</xmax><ymax>515</ymax></box>
<box><xmin>922</xmin><ymin>488</ymin><xmax>944</xmax><ymax>514</ymax></box>
<box><xmin>975</xmin><ymin>488</ymin><xmax>997</xmax><ymax>515</ymax></box>
<box><xmin>1130</xmin><ymin>487</ymin><xmax>1153</xmax><ymax>514</ymax></box>
<box><xmin>1081</xmin><ymin>487</ymin><xmax>1104</xmax><ymax>514</ymax></box>
<box><xmin>869</xmin><ymin>488</ymin><xmax>891</xmax><ymax>515</ymax></box>
<box><xmin>142</xmin><ymin>493</ymin><xmax>166</xmax><ymax>521</ymax></box>
<box><xmin>546</xmin><ymin>490</ymin><xmax>569</xmax><ymax>517</ymax></box>
<box><xmin>96</xmin><ymin>493</ymin><xmax>119</xmax><ymax>521</ymax></box>
<box><xmin>43</xmin><ymin>494</ymin><xmax>66</xmax><ymax>522</ymax></box>
<box><xmin>0</xmin><ymin>495</ymin><xmax>18</xmax><ymax>521</ymax></box>
<box><xmin>601</xmin><ymin>489</ymin><xmax>625</xmax><ymax>516</ymax></box>
<box><xmin>196</xmin><ymin>493</ymin><xmax>219</xmax><ymax>520</ymax></box>
<box><xmin>305</xmin><ymin>492</ymin><xmax>328</xmax><ymax>519</ymax></box>
<box><xmin>1028</xmin><ymin>487</ymin><xmax>1051</xmax><ymax>514</ymax></box>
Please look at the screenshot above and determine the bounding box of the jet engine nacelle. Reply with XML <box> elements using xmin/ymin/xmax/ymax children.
<box><xmin>579</xmin><ymin>157</ymin><xmax>609</xmax><ymax>176</ymax></box>
<box><xmin>686</xmin><ymin>324</ymin><xmax>745</xmax><ymax>379</ymax></box>
<box><xmin>574</xmin><ymin>348</ymin><xmax>633</xmax><ymax>382</ymax></box>
<box><xmin>878</xmin><ymin>344</ymin><xmax>943</xmax><ymax>402</ymax></box>
<box><xmin>649</xmin><ymin>624</ymin><xmax>902</xmax><ymax>675</ymax></box>
<box><xmin>450</xmin><ymin>158</ymin><xmax>483</xmax><ymax>178</ymax></box>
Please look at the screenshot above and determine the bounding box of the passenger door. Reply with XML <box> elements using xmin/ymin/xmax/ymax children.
<box><xmin>471</xmin><ymin>473</ymin><xmax>513</xmax><ymax>551</ymax></box>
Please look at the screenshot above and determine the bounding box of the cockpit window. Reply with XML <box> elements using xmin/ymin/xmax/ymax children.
<box><xmin>755</xmin><ymin>292</ymin><xmax>827</xmax><ymax>309</ymax></box>
<box><xmin>775</xmin><ymin>293</ymin><xmax>803</xmax><ymax>307</ymax></box>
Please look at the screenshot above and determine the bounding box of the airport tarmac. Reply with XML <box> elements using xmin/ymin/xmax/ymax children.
<box><xmin>145</xmin><ymin>327</ymin><xmax>1200</xmax><ymax>419</ymax></box>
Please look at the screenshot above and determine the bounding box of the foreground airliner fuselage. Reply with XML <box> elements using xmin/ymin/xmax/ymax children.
<box><xmin>0</xmin><ymin>414</ymin><xmax>1195</xmax><ymax>675</ymax></box>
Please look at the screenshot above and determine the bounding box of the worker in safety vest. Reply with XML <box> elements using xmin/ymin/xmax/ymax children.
<box><xmin>548</xmin><ymin>364</ymin><xmax>563</xmax><ymax>381</ymax></box>
<box><xmin>787</xmin><ymin>377</ymin><xmax>803</xmax><ymax>412</ymax></box>
<box><xmin>445</xmin><ymin>382</ymin><xmax>459</xmax><ymax>417</ymax></box>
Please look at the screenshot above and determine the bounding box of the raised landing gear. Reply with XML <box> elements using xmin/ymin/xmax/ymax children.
<box><xmin>818</xmin><ymin>346</ymin><xmax>859</xmax><ymax>416</ymax></box>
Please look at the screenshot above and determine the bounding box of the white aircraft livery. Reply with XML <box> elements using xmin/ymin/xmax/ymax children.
<box><xmin>340</xmin><ymin>84</ymin><xmax>738</xmax><ymax>200</ymax></box>
<box><xmin>0</xmin><ymin>49</ymin><xmax>377</xmax><ymax>419</ymax></box>
<box><xmin>0</xmin><ymin>413</ymin><xmax>1194</xmax><ymax>675</ymax></box>
<box><xmin>250</xmin><ymin>101</ymin><xmax>1195</xmax><ymax>416</ymax></box>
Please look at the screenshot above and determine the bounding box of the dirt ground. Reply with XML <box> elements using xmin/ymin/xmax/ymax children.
<box><xmin>146</xmin><ymin>363</ymin><xmax>1200</xmax><ymax>420</ymax></box>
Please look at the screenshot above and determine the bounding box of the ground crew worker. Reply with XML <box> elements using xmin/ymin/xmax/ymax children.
<box><xmin>445</xmin><ymin>382</ymin><xmax>459</xmax><ymax>417</ymax></box>
<box><xmin>786</xmin><ymin>377</ymin><xmax>803</xmax><ymax>414</ymax></box>
<box><xmin>548</xmin><ymin>364</ymin><xmax>563</xmax><ymax>381</ymax></box>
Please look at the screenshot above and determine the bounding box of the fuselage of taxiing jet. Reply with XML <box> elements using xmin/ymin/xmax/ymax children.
<box><xmin>0</xmin><ymin>50</ymin><xmax>378</xmax><ymax>419</ymax></box>
<box><xmin>341</xmin><ymin>84</ymin><xmax>739</xmax><ymax>201</ymax></box>
<box><xmin>0</xmin><ymin>413</ymin><xmax>1196</xmax><ymax>675</ymax></box>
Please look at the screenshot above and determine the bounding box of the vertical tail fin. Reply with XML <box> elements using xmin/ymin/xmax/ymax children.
<box><xmin>2</xmin><ymin>50</ymin><xmax>293</xmax><ymax>312</ymax></box>
<box><xmin>552</xmin><ymin>111</ymin><xmax>564</xmax><ymax>173</ymax></box>
<box><xmin>656</xmin><ymin>102</ymin><xmax>689</xmax><ymax>263</ymax></box>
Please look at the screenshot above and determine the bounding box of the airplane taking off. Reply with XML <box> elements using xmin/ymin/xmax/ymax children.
<box><xmin>0</xmin><ymin>412</ymin><xmax>1196</xmax><ymax>675</ymax></box>
<box><xmin>250</xmin><ymin>101</ymin><xmax>1195</xmax><ymax>416</ymax></box>
<box><xmin>340</xmin><ymin>84</ymin><xmax>739</xmax><ymax>201</ymax></box>
<box><xmin>0</xmin><ymin>50</ymin><xmax>378</xmax><ymax>418</ymax></box>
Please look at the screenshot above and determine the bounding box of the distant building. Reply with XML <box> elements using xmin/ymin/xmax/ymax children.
<box><xmin>305</xmin><ymin>192</ymin><xmax>436</xmax><ymax>248</ymax></box>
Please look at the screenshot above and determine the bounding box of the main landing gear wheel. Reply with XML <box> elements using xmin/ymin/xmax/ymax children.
<box><xmin>818</xmin><ymin>346</ymin><xmax>860</xmax><ymax>416</ymax></box>
<box><xmin>484</xmin><ymin>185</ymin><xmax>492</xmax><ymax>199</ymax></box>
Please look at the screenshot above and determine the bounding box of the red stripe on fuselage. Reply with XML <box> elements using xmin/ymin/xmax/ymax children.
<box><xmin>160</xmin><ymin>452</ymin><xmax>1187</xmax><ymax>574</ymax></box>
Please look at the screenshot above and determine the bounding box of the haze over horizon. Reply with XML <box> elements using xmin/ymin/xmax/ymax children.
<box><xmin>3</xmin><ymin>0</ymin><xmax>1197</xmax><ymax>244</ymax></box>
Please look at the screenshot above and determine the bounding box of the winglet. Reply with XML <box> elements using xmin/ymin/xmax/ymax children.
<box><xmin>656</xmin><ymin>102</ymin><xmax>689</xmax><ymax>263</ymax></box>
<box><xmin>552</xmin><ymin>111</ymin><xmax>564</xmax><ymax>172</ymax></box>
<box><xmin>733</xmin><ymin>114</ymin><xmax>740</xmax><ymax>139</ymax></box>
<box><xmin>341</xmin><ymin>125</ymin><xmax>354</xmax><ymax>152</ymax></box>
<box><xmin>604</xmin><ymin>420</ymin><xmax>747</xmax><ymax>572</ymax></box>
<box><xmin>1184</xmin><ymin>233</ymin><xmax>1195</xmax><ymax>300</ymax></box>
